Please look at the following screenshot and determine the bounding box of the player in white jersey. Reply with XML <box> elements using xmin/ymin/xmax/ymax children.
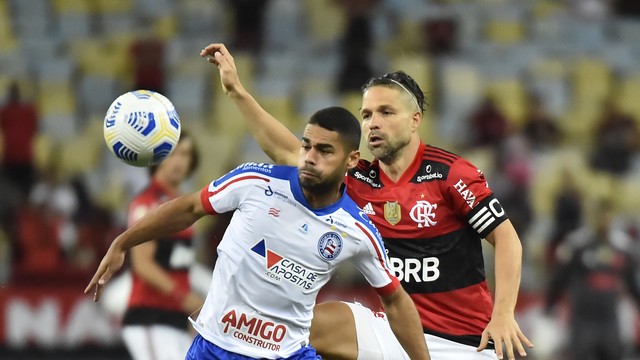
<box><xmin>85</xmin><ymin>107</ymin><xmax>430</xmax><ymax>360</ymax></box>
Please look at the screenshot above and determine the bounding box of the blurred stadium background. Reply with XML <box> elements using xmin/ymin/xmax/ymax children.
<box><xmin>0</xmin><ymin>0</ymin><xmax>639</xmax><ymax>359</ymax></box>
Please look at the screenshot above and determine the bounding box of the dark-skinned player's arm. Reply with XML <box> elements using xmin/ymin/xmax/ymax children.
<box><xmin>380</xmin><ymin>286</ymin><xmax>431</xmax><ymax>360</ymax></box>
<box><xmin>200</xmin><ymin>43</ymin><xmax>299</xmax><ymax>166</ymax></box>
<box><xmin>84</xmin><ymin>191</ymin><xmax>208</xmax><ymax>301</ymax></box>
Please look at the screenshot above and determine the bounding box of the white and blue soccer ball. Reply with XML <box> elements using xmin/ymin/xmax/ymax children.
<box><xmin>103</xmin><ymin>90</ymin><xmax>181</xmax><ymax>167</ymax></box>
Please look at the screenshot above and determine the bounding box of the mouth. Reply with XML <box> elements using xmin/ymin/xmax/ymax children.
<box><xmin>300</xmin><ymin>170</ymin><xmax>319</xmax><ymax>179</ymax></box>
<box><xmin>368</xmin><ymin>134</ymin><xmax>385</xmax><ymax>147</ymax></box>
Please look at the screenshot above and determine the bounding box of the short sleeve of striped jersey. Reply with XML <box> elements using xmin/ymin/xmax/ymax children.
<box><xmin>445</xmin><ymin>158</ymin><xmax>507</xmax><ymax>238</ymax></box>
<box><xmin>200</xmin><ymin>165</ymin><xmax>272</xmax><ymax>215</ymax></box>
<box><xmin>351</xmin><ymin>222</ymin><xmax>401</xmax><ymax>296</ymax></box>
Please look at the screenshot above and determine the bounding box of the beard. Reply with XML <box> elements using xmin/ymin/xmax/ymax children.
<box><xmin>298</xmin><ymin>166</ymin><xmax>344</xmax><ymax>195</ymax></box>
<box><xmin>368</xmin><ymin>134</ymin><xmax>410</xmax><ymax>164</ymax></box>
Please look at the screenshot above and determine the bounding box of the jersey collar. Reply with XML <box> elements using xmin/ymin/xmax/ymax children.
<box><xmin>289</xmin><ymin>167</ymin><xmax>348</xmax><ymax>216</ymax></box>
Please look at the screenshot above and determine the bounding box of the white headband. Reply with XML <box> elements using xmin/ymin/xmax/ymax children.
<box><xmin>388</xmin><ymin>79</ymin><xmax>420</xmax><ymax>111</ymax></box>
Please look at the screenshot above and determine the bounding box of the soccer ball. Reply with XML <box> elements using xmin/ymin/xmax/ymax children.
<box><xmin>103</xmin><ymin>90</ymin><xmax>181</xmax><ymax>167</ymax></box>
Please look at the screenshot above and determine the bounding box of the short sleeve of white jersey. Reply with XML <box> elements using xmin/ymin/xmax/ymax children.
<box><xmin>200</xmin><ymin>162</ymin><xmax>274</xmax><ymax>215</ymax></box>
<box><xmin>351</xmin><ymin>220</ymin><xmax>400</xmax><ymax>296</ymax></box>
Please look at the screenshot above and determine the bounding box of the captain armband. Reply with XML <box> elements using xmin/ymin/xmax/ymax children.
<box><xmin>466</xmin><ymin>195</ymin><xmax>508</xmax><ymax>238</ymax></box>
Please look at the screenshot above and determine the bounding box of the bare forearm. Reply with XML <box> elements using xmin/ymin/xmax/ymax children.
<box><xmin>229</xmin><ymin>87</ymin><xmax>299</xmax><ymax>165</ymax></box>
<box><xmin>114</xmin><ymin>196</ymin><xmax>203</xmax><ymax>252</ymax></box>
<box><xmin>384</xmin><ymin>291</ymin><xmax>430</xmax><ymax>360</ymax></box>
<box><xmin>492</xmin><ymin>225</ymin><xmax>522</xmax><ymax>316</ymax></box>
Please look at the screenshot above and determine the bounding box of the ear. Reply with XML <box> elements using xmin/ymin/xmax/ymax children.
<box><xmin>346</xmin><ymin>150</ymin><xmax>360</xmax><ymax>170</ymax></box>
<box><xmin>411</xmin><ymin>111</ymin><xmax>422</xmax><ymax>133</ymax></box>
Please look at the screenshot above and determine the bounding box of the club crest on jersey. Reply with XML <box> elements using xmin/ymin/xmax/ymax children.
<box><xmin>317</xmin><ymin>232</ymin><xmax>343</xmax><ymax>261</ymax></box>
<box><xmin>384</xmin><ymin>201</ymin><xmax>402</xmax><ymax>226</ymax></box>
<box><xmin>410</xmin><ymin>200</ymin><xmax>438</xmax><ymax>228</ymax></box>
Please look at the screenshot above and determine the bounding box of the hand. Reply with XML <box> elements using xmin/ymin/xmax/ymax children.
<box><xmin>84</xmin><ymin>244</ymin><xmax>126</xmax><ymax>302</ymax></box>
<box><xmin>200</xmin><ymin>43</ymin><xmax>243</xmax><ymax>96</ymax></box>
<box><xmin>477</xmin><ymin>313</ymin><xmax>533</xmax><ymax>360</ymax></box>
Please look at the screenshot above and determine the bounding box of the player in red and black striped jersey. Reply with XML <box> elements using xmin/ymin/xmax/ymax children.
<box><xmin>121</xmin><ymin>131</ymin><xmax>203</xmax><ymax>360</ymax></box>
<box><xmin>202</xmin><ymin>43</ymin><xmax>533</xmax><ymax>360</ymax></box>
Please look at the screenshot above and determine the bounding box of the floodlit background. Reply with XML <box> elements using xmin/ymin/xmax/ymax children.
<box><xmin>1</xmin><ymin>0</ymin><xmax>640</xmax><ymax>359</ymax></box>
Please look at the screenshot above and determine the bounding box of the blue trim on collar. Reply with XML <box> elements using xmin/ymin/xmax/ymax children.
<box><xmin>289</xmin><ymin>168</ymin><xmax>348</xmax><ymax>216</ymax></box>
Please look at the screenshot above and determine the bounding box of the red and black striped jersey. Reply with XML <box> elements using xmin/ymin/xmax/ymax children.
<box><xmin>123</xmin><ymin>178</ymin><xmax>195</xmax><ymax>329</ymax></box>
<box><xmin>345</xmin><ymin>142</ymin><xmax>508</xmax><ymax>347</ymax></box>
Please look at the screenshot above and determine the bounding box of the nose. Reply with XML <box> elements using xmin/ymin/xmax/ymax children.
<box><xmin>367</xmin><ymin>113</ymin><xmax>381</xmax><ymax>130</ymax></box>
<box><xmin>304</xmin><ymin>148</ymin><xmax>317</xmax><ymax>165</ymax></box>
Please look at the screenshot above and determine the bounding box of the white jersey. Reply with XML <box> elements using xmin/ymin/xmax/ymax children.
<box><xmin>194</xmin><ymin>163</ymin><xmax>399</xmax><ymax>359</ymax></box>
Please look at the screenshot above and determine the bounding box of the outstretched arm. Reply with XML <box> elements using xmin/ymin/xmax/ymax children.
<box><xmin>201</xmin><ymin>43</ymin><xmax>300</xmax><ymax>166</ymax></box>
<box><xmin>84</xmin><ymin>191</ymin><xmax>208</xmax><ymax>301</ymax></box>
<box><xmin>480</xmin><ymin>220</ymin><xmax>533</xmax><ymax>360</ymax></box>
<box><xmin>380</xmin><ymin>287</ymin><xmax>431</xmax><ymax>360</ymax></box>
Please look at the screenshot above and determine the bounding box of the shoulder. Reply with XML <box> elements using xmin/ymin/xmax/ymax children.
<box><xmin>216</xmin><ymin>162</ymin><xmax>294</xmax><ymax>184</ymax></box>
<box><xmin>406</xmin><ymin>145</ymin><xmax>464</xmax><ymax>184</ymax></box>
<box><xmin>340</xmin><ymin>194</ymin><xmax>381</xmax><ymax>238</ymax></box>
<box><xmin>347</xmin><ymin>159</ymin><xmax>382</xmax><ymax>189</ymax></box>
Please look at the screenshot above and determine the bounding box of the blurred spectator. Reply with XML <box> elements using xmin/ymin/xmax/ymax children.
<box><xmin>544</xmin><ymin>199</ymin><xmax>640</xmax><ymax>360</ymax></box>
<box><xmin>336</xmin><ymin>0</ymin><xmax>377</xmax><ymax>93</ymax></box>
<box><xmin>0</xmin><ymin>81</ymin><xmax>38</xmax><ymax>200</ymax></box>
<box><xmin>590</xmin><ymin>99</ymin><xmax>640</xmax><ymax>175</ymax></box>
<box><xmin>613</xmin><ymin>0</ymin><xmax>640</xmax><ymax>17</ymax></box>
<box><xmin>547</xmin><ymin>169</ymin><xmax>583</xmax><ymax>266</ymax></box>
<box><xmin>468</xmin><ymin>95</ymin><xmax>510</xmax><ymax>148</ymax></box>
<box><xmin>493</xmin><ymin>135</ymin><xmax>533</xmax><ymax>236</ymax></box>
<box><xmin>522</xmin><ymin>94</ymin><xmax>562</xmax><ymax>151</ymax></box>
<box><xmin>226</xmin><ymin>0</ymin><xmax>270</xmax><ymax>54</ymax></box>
<box><xmin>130</xmin><ymin>24</ymin><xmax>166</xmax><ymax>94</ymax></box>
<box><xmin>423</xmin><ymin>17</ymin><xmax>458</xmax><ymax>55</ymax></box>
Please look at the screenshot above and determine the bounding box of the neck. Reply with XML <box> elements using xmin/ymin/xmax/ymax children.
<box><xmin>302</xmin><ymin>186</ymin><xmax>342</xmax><ymax>209</ymax></box>
<box><xmin>154</xmin><ymin>174</ymin><xmax>179</xmax><ymax>193</ymax></box>
<box><xmin>378</xmin><ymin>137</ymin><xmax>421</xmax><ymax>182</ymax></box>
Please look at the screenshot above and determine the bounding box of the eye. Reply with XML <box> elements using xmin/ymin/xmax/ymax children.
<box><xmin>361</xmin><ymin>113</ymin><xmax>371</xmax><ymax>120</ymax></box>
<box><xmin>382</xmin><ymin>110</ymin><xmax>393</xmax><ymax>116</ymax></box>
<box><xmin>302</xmin><ymin>144</ymin><xmax>311</xmax><ymax>150</ymax></box>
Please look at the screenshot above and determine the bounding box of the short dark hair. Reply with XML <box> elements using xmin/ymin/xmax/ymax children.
<box><xmin>361</xmin><ymin>71</ymin><xmax>426</xmax><ymax>114</ymax></box>
<box><xmin>308</xmin><ymin>106</ymin><xmax>361</xmax><ymax>152</ymax></box>
<box><xmin>149</xmin><ymin>129</ymin><xmax>200</xmax><ymax>177</ymax></box>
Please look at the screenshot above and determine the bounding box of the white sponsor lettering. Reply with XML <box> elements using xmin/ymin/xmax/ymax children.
<box><xmin>353</xmin><ymin>172</ymin><xmax>381</xmax><ymax>188</ymax></box>
<box><xmin>416</xmin><ymin>173</ymin><xmax>443</xmax><ymax>182</ymax></box>
<box><xmin>389</xmin><ymin>257</ymin><xmax>440</xmax><ymax>282</ymax></box>
<box><xmin>169</xmin><ymin>243</ymin><xmax>195</xmax><ymax>268</ymax></box>
<box><xmin>7</xmin><ymin>297</ymin><xmax>118</xmax><ymax>347</ymax></box>
<box><xmin>453</xmin><ymin>179</ymin><xmax>476</xmax><ymax>208</ymax></box>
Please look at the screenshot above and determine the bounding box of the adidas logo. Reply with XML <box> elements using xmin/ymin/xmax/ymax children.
<box><xmin>362</xmin><ymin>202</ymin><xmax>376</xmax><ymax>215</ymax></box>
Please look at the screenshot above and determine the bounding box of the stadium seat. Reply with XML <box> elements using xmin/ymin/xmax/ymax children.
<box><xmin>572</xmin><ymin>58</ymin><xmax>611</xmax><ymax>104</ymax></box>
<box><xmin>390</xmin><ymin>53</ymin><xmax>433</xmax><ymax>95</ymax></box>
<box><xmin>613</xmin><ymin>175</ymin><xmax>640</xmax><ymax>215</ymax></box>
<box><xmin>303</xmin><ymin>0</ymin><xmax>345</xmax><ymax>45</ymax></box>
<box><xmin>77</xmin><ymin>75</ymin><xmax>118</xmax><ymax>116</ymax></box>
<box><xmin>33</xmin><ymin>133</ymin><xmax>55</xmax><ymax>173</ymax></box>
<box><xmin>557</xmin><ymin>105</ymin><xmax>599</xmax><ymax>148</ymax></box>
<box><xmin>38</xmin><ymin>82</ymin><xmax>76</xmax><ymax>115</ymax></box>
<box><xmin>485</xmin><ymin>19</ymin><xmax>524</xmax><ymax>45</ymax></box>
<box><xmin>486</xmin><ymin>79</ymin><xmax>527</xmax><ymax>127</ymax></box>
<box><xmin>612</xmin><ymin>74</ymin><xmax>640</xmax><ymax>122</ymax></box>
<box><xmin>341</xmin><ymin>92</ymin><xmax>362</xmax><ymax>117</ymax></box>
<box><xmin>94</xmin><ymin>0</ymin><xmax>131</xmax><ymax>14</ymax></box>
<box><xmin>58</xmin><ymin>130</ymin><xmax>102</xmax><ymax>178</ymax></box>
<box><xmin>0</xmin><ymin>2</ymin><xmax>16</xmax><ymax>53</ymax></box>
